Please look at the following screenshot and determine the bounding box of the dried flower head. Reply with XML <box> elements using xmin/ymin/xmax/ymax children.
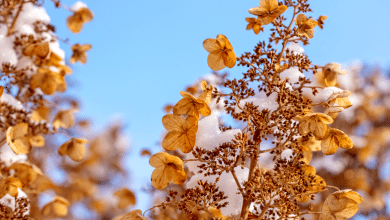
<box><xmin>322</xmin><ymin>63</ymin><xmax>347</xmax><ymax>87</ymax></box>
<box><xmin>198</xmin><ymin>80</ymin><xmax>213</xmax><ymax>104</ymax></box>
<box><xmin>295</xmin><ymin>14</ymin><xmax>318</xmax><ymax>39</ymax></box>
<box><xmin>67</xmin><ymin>7</ymin><xmax>93</xmax><ymax>33</ymax></box>
<box><xmin>317</xmin><ymin>15</ymin><xmax>328</xmax><ymax>29</ymax></box>
<box><xmin>0</xmin><ymin>177</ymin><xmax>24</xmax><ymax>198</ymax></box>
<box><xmin>149</xmin><ymin>152</ymin><xmax>186</xmax><ymax>190</ymax></box>
<box><xmin>9</xmin><ymin>163</ymin><xmax>43</xmax><ymax>185</ymax></box>
<box><xmin>24</xmin><ymin>41</ymin><xmax>50</xmax><ymax>59</ymax></box>
<box><xmin>320</xmin><ymin>190</ymin><xmax>363</xmax><ymax>220</ymax></box>
<box><xmin>321</xmin><ymin>128</ymin><xmax>353</xmax><ymax>155</ymax></box>
<box><xmin>53</xmin><ymin>109</ymin><xmax>75</xmax><ymax>129</ymax></box>
<box><xmin>203</xmin><ymin>34</ymin><xmax>236</xmax><ymax>71</ymax></box>
<box><xmin>173</xmin><ymin>91</ymin><xmax>211</xmax><ymax>118</ymax></box>
<box><xmin>30</xmin><ymin>68</ymin><xmax>66</xmax><ymax>95</ymax></box>
<box><xmin>31</xmin><ymin>105</ymin><xmax>51</xmax><ymax>122</ymax></box>
<box><xmin>245</xmin><ymin>17</ymin><xmax>264</xmax><ymax>34</ymax></box>
<box><xmin>248</xmin><ymin>0</ymin><xmax>287</xmax><ymax>25</ymax></box>
<box><xmin>162</xmin><ymin>114</ymin><xmax>198</xmax><ymax>153</ymax></box>
<box><xmin>298</xmin><ymin>113</ymin><xmax>334</xmax><ymax>139</ymax></box>
<box><xmin>70</xmin><ymin>43</ymin><xmax>92</xmax><ymax>64</ymax></box>
<box><xmin>58</xmin><ymin>138</ymin><xmax>88</xmax><ymax>162</ymax></box>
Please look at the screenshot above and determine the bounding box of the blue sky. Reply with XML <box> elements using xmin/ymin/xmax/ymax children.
<box><xmin>44</xmin><ymin>0</ymin><xmax>390</xmax><ymax>215</ymax></box>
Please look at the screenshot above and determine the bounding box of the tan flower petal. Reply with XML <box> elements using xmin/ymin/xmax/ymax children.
<box><xmin>67</xmin><ymin>15</ymin><xmax>84</xmax><ymax>34</ymax></box>
<box><xmin>207</xmin><ymin>50</ymin><xmax>225</xmax><ymax>71</ymax></box>
<box><xmin>28</xmin><ymin>134</ymin><xmax>45</xmax><ymax>147</ymax></box>
<box><xmin>42</xmin><ymin>196</ymin><xmax>69</xmax><ymax>217</ymax></box>
<box><xmin>53</xmin><ymin>110</ymin><xmax>75</xmax><ymax>129</ymax></box>
<box><xmin>318</xmin><ymin>15</ymin><xmax>328</xmax><ymax>29</ymax></box>
<box><xmin>119</xmin><ymin>209</ymin><xmax>149</xmax><ymax>220</ymax></box>
<box><xmin>31</xmin><ymin>105</ymin><xmax>51</xmax><ymax>122</ymax></box>
<box><xmin>321</xmin><ymin>132</ymin><xmax>339</xmax><ymax>155</ymax></box>
<box><xmin>222</xmin><ymin>49</ymin><xmax>236</xmax><ymax>68</ymax></box>
<box><xmin>203</xmin><ymin>39</ymin><xmax>220</xmax><ymax>53</ymax></box>
<box><xmin>162</xmin><ymin>114</ymin><xmax>186</xmax><ymax>131</ymax></box>
<box><xmin>114</xmin><ymin>188</ymin><xmax>136</xmax><ymax>209</ymax></box>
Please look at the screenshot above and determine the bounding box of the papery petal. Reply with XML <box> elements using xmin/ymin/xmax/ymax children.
<box><xmin>203</xmin><ymin>39</ymin><xmax>220</xmax><ymax>52</ymax></box>
<box><xmin>207</xmin><ymin>51</ymin><xmax>225</xmax><ymax>71</ymax></box>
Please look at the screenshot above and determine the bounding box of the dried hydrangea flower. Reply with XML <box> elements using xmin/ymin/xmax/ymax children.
<box><xmin>296</xmin><ymin>14</ymin><xmax>318</xmax><ymax>39</ymax></box>
<box><xmin>173</xmin><ymin>91</ymin><xmax>211</xmax><ymax>118</ymax></box>
<box><xmin>30</xmin><ymin>68</ymin><xmax>66</xmax><ymax>95</ymax></box>
<box><xmin>245</xmin><ymin>17</ymin><xmax>264</xmax><ymax>34</ymax></box>
<box><xmin>298</xmin><ymin>113</ymin><xmax>333</xmax><ymax>139</ymax></box>
<box><xmin>203</xmin><ymin>34</ymin><xmax>236</xmax><ymax>71</ymax></box>
<box><xmin>321</xmin><ymin>128</ymin><xmax>353</xmax><ymax>155</ymax></box>
<box><xmin>322</xmin><ymin>63</ymin><xmax>347</xmax><ymax>87</ymax></box>
<box><xmin>248</xmin><ymin>0</ymin><xmax>287</xmax><ymax>25</ymax></box>
<box><xmin>149</xmin><ymin>152</ymin><xmax>186</xmax><ymax>190</ymax></box>
<box><xmin>58</xmin><ymin>138</ymin><xmax>88</xmax><ymax>162</ymax></box>
<box><xmin>70</xmin><ymin>43</ymin><xmax>92</xmax><ymax>64</ymax></box>
<box><xmin>24</xmin><ymin>42</ymin><xmax>50</xmax><ymax>59</ymax></box>
<box><xmin>198</xmin><ymin>80</ymin><xmax>213</xmax><ymax>104</ymax></box>
<box><xmin>162</xmin><ymin>114</ymin><xmax>198</xmax><ymax>153</ymax></box>
<box><xmin>53</xmin><ymin>109</ymin><xmax>75</xmax><ymax>129</ymax></box>
<box><xmin>67</xmin><ymin>7</ymin><xmax>93</xmax><ymax>33</ymax></box>
<box><xmin>320</xmin><ymin>190</ymin><xmax>363</xmax><ymax>220</ymax></box>
<box><xmin>317</xmin><ymin>15</ymin><xmax>328</xmax><ymax>29</ymax></box>
<box><xmin>0</xmin><ymin>177</ymin><xmax>24</xmax><ymax>198</ymax></box>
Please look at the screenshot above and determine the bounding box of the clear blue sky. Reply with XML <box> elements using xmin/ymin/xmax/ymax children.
<box><xmin>44</xmin><ymin>0</ymin><xmax>390</xmax><ymax>214</ymax></box>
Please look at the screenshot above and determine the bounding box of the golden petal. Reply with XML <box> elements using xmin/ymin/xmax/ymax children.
<box><xmin>79</xmin><ymin>8</ymin><xmax>94</xmax><ymax>22</ymax></box>
<box><xmin>201</xmin><ymin>80</ymin><xmax>208</xmax><ymax>91</ymax></box>
<box><xmin>67</xmin><ymin>142</ymin><xmax>86</xmax><ymax>162</ymax></box>
<box><xmin>195</xmin><ymin>98</ymin><xmax>212</xmax><ymax>116</ymax></box>
<box><xmin>28</xmin><ymin>134</ymin><xmax>45</xmax><ymax>147</ymax></box>
<box><xmin>305</xmin><ymin>28</ymin><xmax>315</xmax><ymax>39</ymax></box>
<box><xmin>149</xmin><ymin>152</ymin><xmax>169</xmax><ymax>168</ymax></box>
<box><xmin>222</xmin><ymin>49</ymin><xmax>236</xmax><ymax>68</ymax></box>
<box><xmin>67</xmin><ymin>15</ymin><xmax>84</xmax><ymax>33</ymax></box>
<box><xmin>321</xmin><ymin>133</ymin><xmax>338</xmax><ymax>155</ymax></box>
<box><xmin>203</xmin><ymin>38</ymin><xmax>220</xmax><ymax>52</ymax></box>
<box><xmin>80</xmin><ymin>44</ymin><xmax>92</xmax><ymax>51</ymax></box>
<box><xmin>162</xmin><ymin>114</ymin><xmax>186</xmax><ymax>131</ymax></box>
<box><xmin>332</xmin><ymin>128</ymin><xmax>353</xmax><ymax>149</ymax></box>
<box><xmin>245</xmin><ymin>17</ymin><xmax>256</xmax><ymax>23</ymax></box>
<box><xmin>263</xmin><ymin>0</ymin><xmax>279</xmax><ymax>11</ymax></box>
<box><xmin>273</xmin><ymin>5</ymin><xmax>287</xmax><ymax>17</ymax></box>
<box><xmin>216</xmin><ymin>34</ymin><xmax>227</xmax><ymax>48</ymax></box>
<box><xmin>173</xmin><ymin>97</ymin><xmax>197</xmax><ymax>116</ymax></box>
<box><xmin>151</xmin><ymin>166</ymin><xmax>169</xmax><ymax>189</ymax></box>
<box><xmin>207</xmin><ymin>50</ymin><xmax>225</xmax><ymax>71</ymax></box>
<box><xmin>296</xmin><ymin>14</ymin><xmax>307</xmax><ymax>26</ymax></box>
<box><xmin>248</xmin><ymin>7</ymin><xmax>268</xmax><ymax>16</ymax></box>
<box><xmin>162</xmin><ymin>131</ymin><xmax>188</xmax><ymax>151</ymax></box>
<box><xmin>306</xmin><ymin>19</ymin><xmax>318</xmax><ymax>28</ymax></box>
<box><xmin>166</xmin><ymin>165</ymin><xmax>186</xmax><ymax>185</ymax></box>
<box><xmin>35</xmin><ymin>42</ymin><xmax>51</xmax><ymax>59</ymax></box>
<box><xmin>253</xmin><ymin>24</ymin><xmax>262</xmax><ymax>34</ymax></box>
